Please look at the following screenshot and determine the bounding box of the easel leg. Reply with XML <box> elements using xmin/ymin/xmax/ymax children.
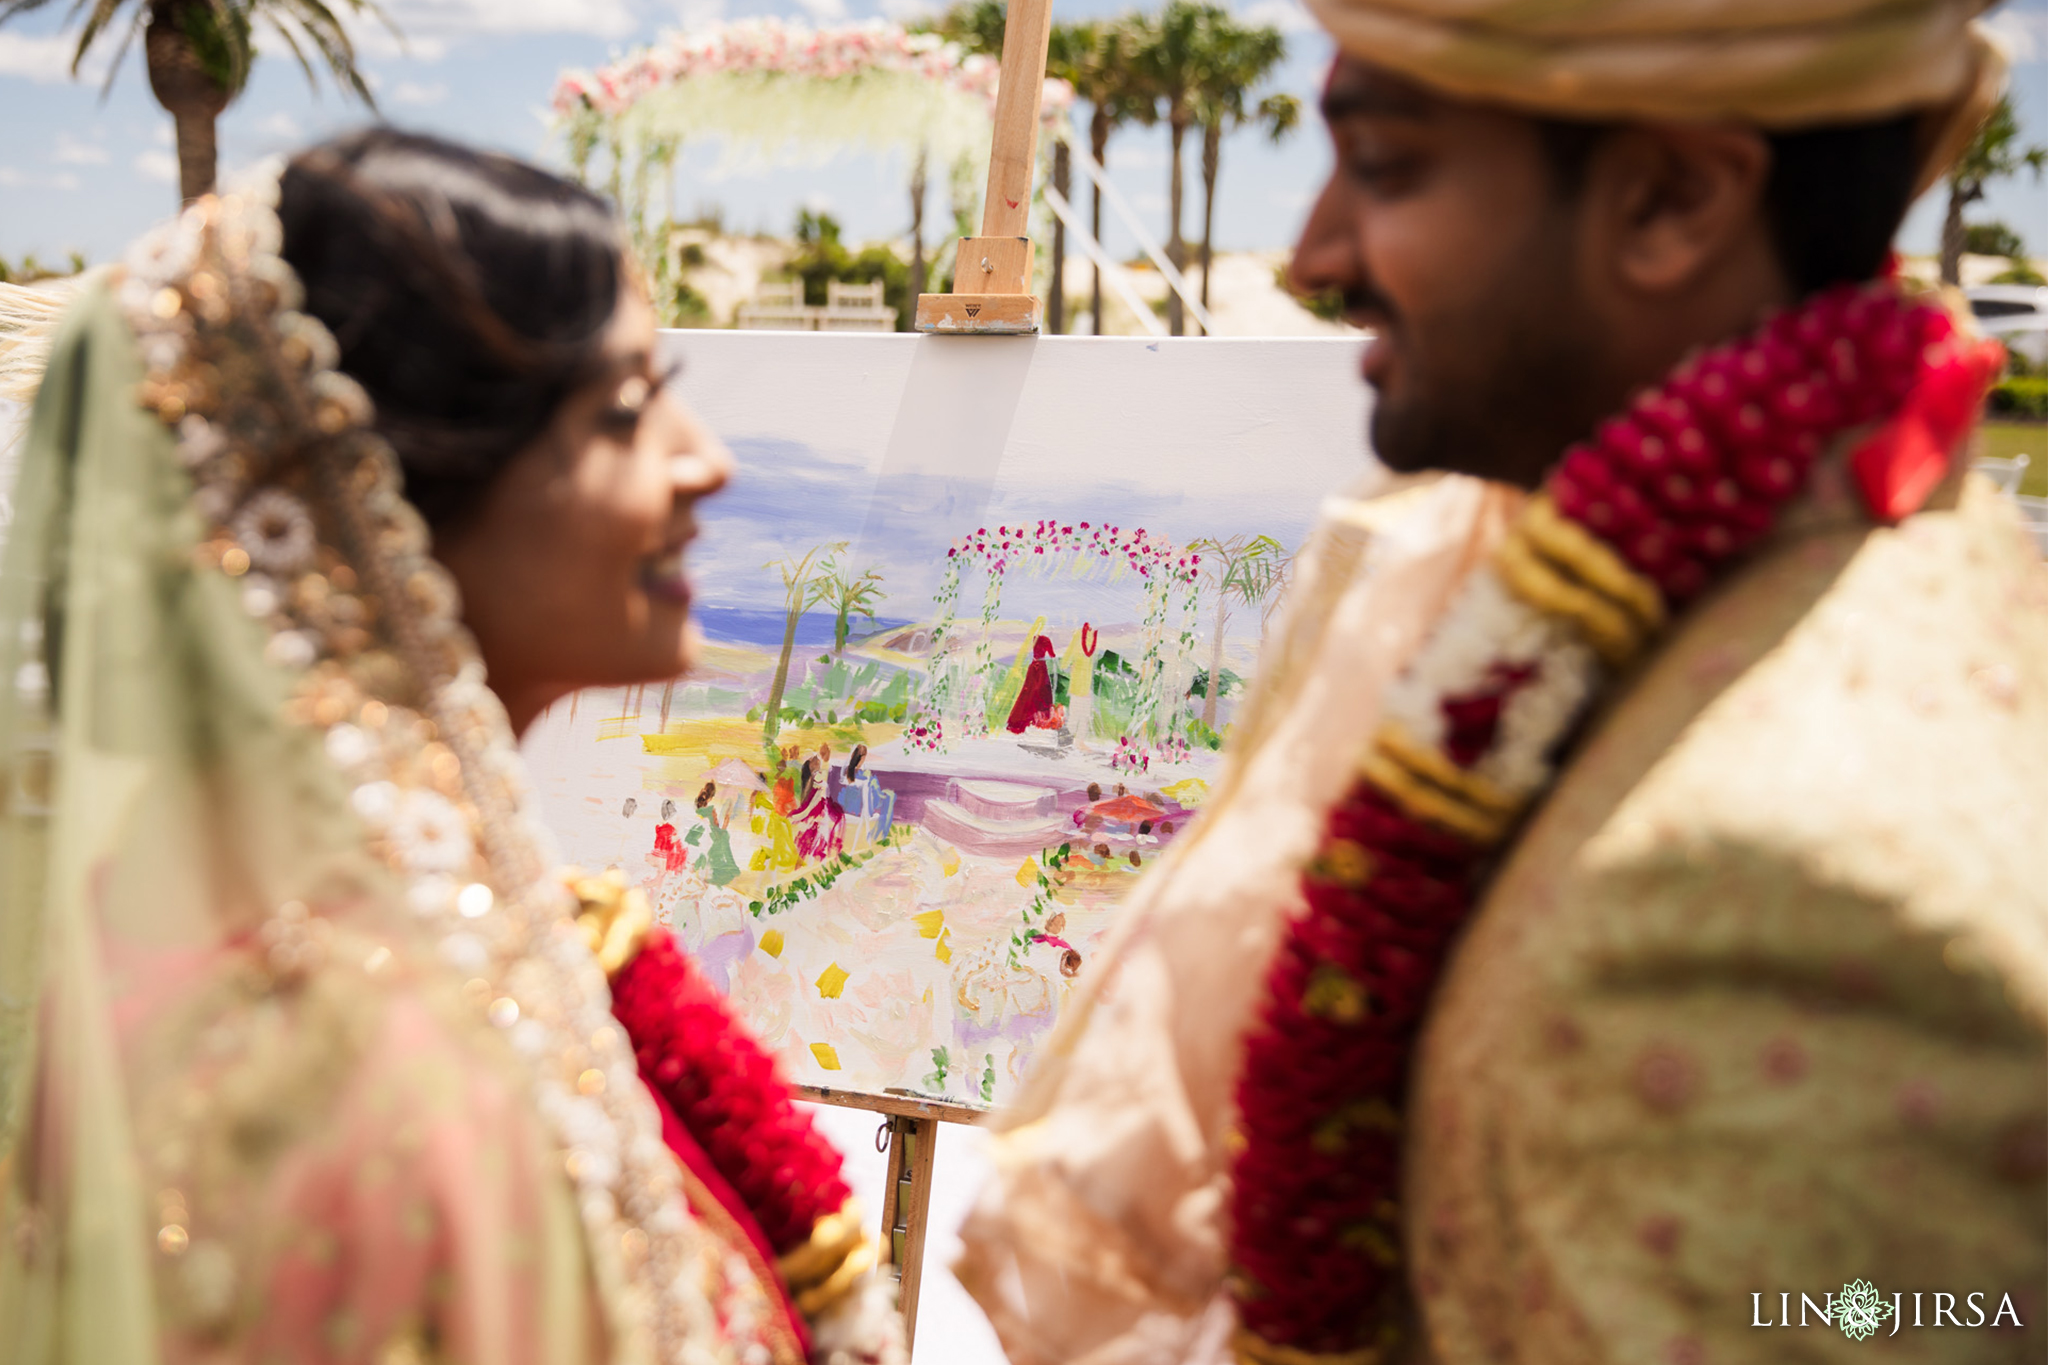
<box><xmin>875</xmin><ymin>1114</ymin><xmax>939</xmax><ymax>1352</ymax></box>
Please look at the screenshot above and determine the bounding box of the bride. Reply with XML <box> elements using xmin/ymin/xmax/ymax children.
<box><xmin>0</xmin><ymin>129</ymin><xmax>898</xmax><ymax>1365</ymax></box>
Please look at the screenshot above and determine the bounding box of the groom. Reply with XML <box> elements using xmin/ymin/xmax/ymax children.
<box><xmin>958</xmin><ymin>2</ymin><xmax>2046</xmax><ymax>1363</ymax></box>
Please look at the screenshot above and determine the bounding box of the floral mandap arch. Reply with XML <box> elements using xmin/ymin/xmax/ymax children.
<box><xmin>909</xmin><ymin>519</ymin><xmax>1203</xmax><ymax>753</ymax></box>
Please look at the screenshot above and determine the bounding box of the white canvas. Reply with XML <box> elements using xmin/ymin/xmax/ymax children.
<box><xmin>524</xmin><ymin>330</ymin><xmax>1373</xmax><ymax>1108</ymax></box>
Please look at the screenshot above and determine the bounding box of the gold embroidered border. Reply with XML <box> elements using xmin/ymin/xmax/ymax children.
<box><xmin>1232</xmin><ymin>1326</ymin><xmax>1385</xmax><ymax>1365</ymax></box>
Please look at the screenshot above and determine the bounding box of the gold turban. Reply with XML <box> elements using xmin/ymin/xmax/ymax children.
<box><xmin>1300</xmin><ymin>0</ymin><xmax>2010</xmax><ymax>190</ymax></box>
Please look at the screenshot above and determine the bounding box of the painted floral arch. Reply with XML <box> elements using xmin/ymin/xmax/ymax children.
<box><xmin>912</xmin><ymin>519</ymin><xmax>1203</xmax><ymax>752</ymax></box>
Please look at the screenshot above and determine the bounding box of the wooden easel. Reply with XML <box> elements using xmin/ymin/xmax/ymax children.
<box><xmin>800</xmin><ymin>1084</ymin><xmax>987</xmax><ymax>1351</ymax></box>
<box><xmin>913</xmin><ymin>0</ymin><xmax>1055</xmax><ymax>335</ymax></box>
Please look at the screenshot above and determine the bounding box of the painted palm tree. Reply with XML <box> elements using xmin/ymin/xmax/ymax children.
<box><xmin>1132</xmin><ymin>1</ymin><xmax>1227</xmax><ymax>336</ymax></box>
<box><xmin>1192</xmin><ymin>19</ymin><xmax>1298</xmax><ymax>332</ymax></box>
<box><xmin>763</xmin><ymin>541</ymin><xmax>844</xmax><ymax>747</ymax></box>
<box><xmin>819</xmin><ymin>553</ymin><xmax>886</xmax><ymax>655</ymax></box>
<box><xmin>1</xmin><ymin>0</ymin><xmax>388</xmax><ymax>205</ymax></box>
<box><xmin>1188</xmin><ymin>532</ymin><xmax>1290</xmax><ymax>731</ymax></box>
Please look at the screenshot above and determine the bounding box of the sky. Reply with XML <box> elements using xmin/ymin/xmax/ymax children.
<box><xmin>2</xmin><ymin>0</ymin><xmax>2047</xmax><ymax>271</ymax></box>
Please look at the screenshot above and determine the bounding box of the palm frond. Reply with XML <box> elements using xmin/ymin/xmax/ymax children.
<box><xmin>267</xmin><ymin>0</ymin><xmax>379</xmax><ymax>106</ymax></box>
<box><xmin>66</xmin><ymin>0</ymin><xmax>130</xmax><ymax>72</ymax></box>
<box><xmin>263</xmin><ymin>13</ymin><xmax>319</xmax><ymax>90</ymax></box>
<box><xmin>92</xmin><ymin>5</ymin><xmax>140</xmax><ymax>100</ymax></box>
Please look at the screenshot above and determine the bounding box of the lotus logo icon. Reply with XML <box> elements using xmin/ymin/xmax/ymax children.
<box><xmin>1834</xmin><ymin>1281</ymin><xmax>1894</xmax><ymax>1341</ymax></box>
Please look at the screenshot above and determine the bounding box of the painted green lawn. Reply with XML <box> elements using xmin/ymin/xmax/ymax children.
<box><xmin>1979</xmin><ymin>423</ymin><xmax>2048</xmax><ymax>497</ymax></box>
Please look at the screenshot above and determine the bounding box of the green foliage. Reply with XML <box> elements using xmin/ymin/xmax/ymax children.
<box><xmin>980</xmin><ymin>1053</ymin><xmax>996</xmax><ymax>1104</ymax></box>
<box><xmin>177</xmin><ymin>0</ymin><xmax>254</xmax><ymax>95</ymax></box>
<box><xmin>1951</xmin><ymin>98</ymin><xmax>2048</xmax><ymax>202</ymax></box>
<box><xmin>0</xmin><ymin>251</ymin><xmax>87</xmax><ymax>284</ymax></box>
<box><xmin>1185</xmin><ymin>716</ymin><xmax>1226</xmax><ymax>751</ymax></box>
<box><xmin>0</xmin><ymin>0</ymin><xmax>389</xmax><ymax>105</ymax></box>
<box><xmin>1005</xmin><ymin>842</ymin><xmax>1077</xmax><ymax>967</ymax></box>
<box><xmin>1964</xmin><ymin>221</ymin><xmax>2029</xmax><ymax>261</ymax></box>
<box><xmin>918</xmin><ymin>0</ymin><xmax>1006</xmax><ymax>55</ymax></box>
<box><xmin>1276</xmin><ymin>261</ymin><xmax>1344</xmax><ymax>321</ymax></box>
<box><xmin>746</xmin><ymin>846</ymin><xmax>879</xmax><ymax>917</ymax></box>
<box><xmin>922</xmin><ymin>1047</ymin><xmax>951</xmax><ymax>1093</ymax></box>
<box><xmin>1990</xmin><ymin>263</ymin><xmax>2047</xmax><ymax>286</ymax></box>
<box><xmin>1187</xmin><ymin>669</ymin><xmax>1241</xmax><ymax>702</ymax></box>
<box><xmin>1990</xmin><ymin>377</ymin><xmax>2048</xmax><ymax>420</ymax></box>
<box><xmin>783</xmin><ymin>210</ymin><xmax>913</xmax><ymax>329</ymax></box>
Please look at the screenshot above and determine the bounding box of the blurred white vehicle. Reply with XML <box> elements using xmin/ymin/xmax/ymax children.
<box><xmin>1968</xmin><ymin>283</ymin><xmax>2048</xmax><ymax>368</ymax></box>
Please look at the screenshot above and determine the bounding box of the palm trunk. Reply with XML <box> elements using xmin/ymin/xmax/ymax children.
<box><xmin>145</xmin><ymin>8</ymin><xmax>230</xmax><ymax>205</ymax></box>
<box><xmin>1940</xmin><ymin>181</ymin><xmax>1975</xmax><ymax>287</ymax></box>
<box><xmin>1090</xmin><ymin>111</ymin><xmax>1110</xmax><ymax>336</ymax></box>
<box><xmin>1166</xmin><ymin>110</ymin><xmax>1188</xmax><ymax>337</ymax></box>
<box><xmin>1049</xmin><ymin>141</ymin><xmax>1070</xmax><ymax>335</ymax></box>
<box><xmin>909</xmin><ymin>152</ymin><xmax>928</xmax><ymax>306</ymax></box>
<box><xmin>1202</xmin><ymin>593</ymin><xmax>1228</xmax><ymax>730</ymax></box>
<box><xmin>764</xmin><ymin>606</ymin><xmax>803</xmax><ymax>746</ymax></box>
<box><xmin>1199</xmin><ymin>119</ymin><xmax>1221</xmax><ymax>336</ymax></box>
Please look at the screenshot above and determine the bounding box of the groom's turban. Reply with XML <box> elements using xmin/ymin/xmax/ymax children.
<box><xmin>1300</xmin><ymin>0</ymin><xmax>2010</xmax><ymax>189</ymax></box>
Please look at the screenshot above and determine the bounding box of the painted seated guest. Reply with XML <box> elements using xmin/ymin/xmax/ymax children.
<box><xmin>957</xmin><ymin>1</ymin><xmax>2045</xmax><ymax>1363</ymax></box>
<box><xmin>0</xmin><ymin>129</ymin><xmax>898</xmax><ymax>1365</ymax></box>
<box><xmin>840</xmin><ymin>744</ymin><xmax>896</xmax><ymax>848</ymax></box>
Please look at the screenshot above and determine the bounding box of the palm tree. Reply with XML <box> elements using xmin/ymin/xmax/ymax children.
<box><xmin>1941</xmin><ymin>97</ymin><xmax>2046</xmax><ymax>286</ymax></box>
<box><xmin>818</xmin><ymin>553</ymin><xmax>886</xmax><ymax>655</ymax></box>
<box><xmin>0</xmin><ymin>0</ymin><xmax>387</xmax><ymax>204</ymax></box>
<box><xmin>1192</xmin><ymin>19</ymin><xmax>1297</xmax><ymax>333</ymax></box>
<box><xmin>763</xmin><ymin>542</ymin><xmax>843</xmax><ymax>748</ymax></box>
<box><xmin>1188</xmin><ymin>533</ymin><xmax>1289</xmax><ymax>731</ymax></box>
<box><xmin>1132</xmin><ymin>1</ymin><xmax>1224</xmax><ymax>336</ymax></box>
<box><xmin>1064</xmin><ymin>18</ymin><xmax>1163</xmax><ymax>335</ymax></box>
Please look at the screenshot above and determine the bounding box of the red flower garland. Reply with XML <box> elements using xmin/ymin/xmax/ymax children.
<box><xmin>611</xmin><ymin>927</ymin><xmax>852</xmax><ymax>1254</ymax></box>
<box><xmin>1226</xmin><ymin>281</ymin><xmax>2003</xmax><ymax>1357</ymax></box>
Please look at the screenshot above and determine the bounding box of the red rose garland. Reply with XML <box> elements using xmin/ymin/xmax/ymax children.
<box><xmin>1227</xmin><ymin>280</ymin><xmax>2003</xmax><ymax>1361</ymax></box>
<box><xmin>611</xmin><ymin>927</ymin><xmax>852</xmax><ymax>1255</ymax></box>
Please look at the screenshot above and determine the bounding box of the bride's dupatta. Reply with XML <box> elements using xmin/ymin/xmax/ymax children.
<box><xmin>0</xmin><ymin>190</ymin><xmax>797</xmax><ymax>1365</ymax></box>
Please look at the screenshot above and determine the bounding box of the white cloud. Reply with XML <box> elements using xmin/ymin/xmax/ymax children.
<box><xmin>0</xmin><ymin>168</ymin><xmax>24</xmax><ymax>188</ymax></box>
<box><xmin>53</xmin><ymin>133</ymin><xmax>109</xmax><ymax>166</ymax></box>
<box><xmin>792</xmin><ymin>0</ymin><xmax>849</xmax><ymax>22</ymax></box>
<box><xmin>389</xmin><ymin>80</ymin><xmax>449</xmax><ymax>106</ymax></box>
<box><xmin>52</xmin><ymin>172</ymin><xmax>79</xmax><ymax>191</ymax></box>
<box><xmin>674</xmin><ymin>0</ymin><xmax>727</xmax><ymax>32</ymax></box>
<box><xmin>135</xmin><ymin>149</ymin><xmax>179</xmax><ymax>184</ymax></box>
<box><xmin>0</xmin><ymin>30</ymin><xmax>122</xmax><ymax>84</ymax></box>
<box><xmin>878</xmin><ymin>0</ymin><xmax>938</xmax><ymax>20</ymax></box>
<box><xmin>259</xmin><ymin>111</ymin><xmax>304</xmax><ymax>140</ymax></box>
<box><xmin>377</xmin><ymin>0</ymin><xmax>638</xmax><ymax>43</ymax></box>
<box><xmin>1985</xmin><ymin>8</ymin><xmax>2047</xmax><ymax>63</ymax></box>
<box><xmin>1236</xmin><ymin>0</ymin><xmax>1317</xmax><ymax>36</ymax></box>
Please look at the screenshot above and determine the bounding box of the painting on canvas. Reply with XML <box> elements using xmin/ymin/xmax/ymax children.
<box><xmin>523</xmin><ymin>331</ymin><xmax>1370</xmax><ymax>1107</ymax></box>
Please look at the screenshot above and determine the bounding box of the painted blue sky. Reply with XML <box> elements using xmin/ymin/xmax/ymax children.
<box><xmin>3</xmin><ymin>0</ymin><xmax>2047</xmax><ymax>269</ymax></box>
<box><xmin>701</xmin><ymin>430</ymin><xmax>1330</xmax><ymax>628</ymax></box>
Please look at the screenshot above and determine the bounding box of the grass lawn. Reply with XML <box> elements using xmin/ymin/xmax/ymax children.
<box><xmin>1978</xmin><ymin>422</ymin><xmax>2048</xmax><ymax>497</ymax></box>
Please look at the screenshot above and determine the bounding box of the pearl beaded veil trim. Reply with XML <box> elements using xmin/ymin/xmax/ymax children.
<box><xmin>117</xmin><ymin>185</ymin><xmax>736</xmax><ymax>1365</ymax></box>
